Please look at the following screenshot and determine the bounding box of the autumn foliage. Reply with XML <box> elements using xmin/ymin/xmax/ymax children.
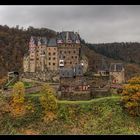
<box><xmin>121</xmin><ymin>76</ymin><xmax>140</xmax><ymax>116</ymax></box>
<box><xmin>39</xmin><ymin>83</ymin><xmax>58</xmax><ymax>123</ymax></box>
<box><xmin>10</xmin><ymin>82</ymin><xmax>26</xmax><ymax>117</ymax></box>
<box><xmin>0</xmin><ymin>76</ymin><xmax>7</xmax><ymax>88</ymax></box>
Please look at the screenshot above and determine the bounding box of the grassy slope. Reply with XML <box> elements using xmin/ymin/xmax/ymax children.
<box><xmin>1</xmin><ymin>94</ymin><xmax>140</xmax><ymax>135</ymax></box>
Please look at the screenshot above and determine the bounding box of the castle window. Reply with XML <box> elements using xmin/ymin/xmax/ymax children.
<box><xmin>71</xmin><ymin>56</ymin><xmax>73</xmax><ymax>59</ymax></box>
<box><xmin>49</xmin><ymin>62</ymin><xmax>51</xmax><ymax>65</ymax></box>
<box><xmin>70</xmin><ymin>62</ymin><xmax>72</xmax><ymax>64</ymax></box>
<box><xmin>49</xmin><ymin>57</ymin><xmax>51</xmax><ymax>60</ymax></box>
<box><xmin>54</xmin><ymin>48</ymin><xmax>56</xmax><ymax>50</ymax></box>
<box><xmin>64</xmin><ymin>62</ymin><xmax>67</xmax><ymax>64</ymax></box>
<box><xmin>49</xmin><ymin>52</ymin><xmax>51</xmax><ymax>55</ymax></box>
<box><xmin>69</xmin><ymin>51</ymin><xmax>71</xmax><ymax>54</ymax></box>
<box><xmin>75</xmin><ymin>56</ymin><xmax>77</xmax><ymax>59</ymax></box>
<box><xmin>74</xmin><ymin>51</ymin><xmax>76</xmax><ymax>53</ymax></box>
<box><xmin>53</xmin><ymin>63</ymin><xmax>55</xmax><ymax>65</ymax></box>
<box><xmin>53</xmin><ymin>52</ymin><xmax>56</xmax><ymax>55</ymax></box>
<box><xmin>60</xmin><ymin>51</ymin><xmax>62</xmax><ymax>54</ymax></box>
<box><xmin>63</xmin><ymin>56</ymin><xmax>65</xmax><ymax>59</ymax></box>
<box><xmin>64</xmin><ymin>51</ymin><xmax>66</xmax><ymax>54</ymax></box>
<box><xmin>53</xmin><ymin>57</ymin><xmax>56</xmax><ymax>60</ymax></box>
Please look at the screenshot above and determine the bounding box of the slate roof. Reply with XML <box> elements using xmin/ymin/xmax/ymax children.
<box><xmin>29</xmin><ymin>31</ymin><xmax>81</xmax><ymax>46</ymax></box>
<box><xmin>60</xmin><ymin>68</ymin><xmax>74</xmax><ymax>78</ymax></box>
<box><xmin>60</xmin><ymin>64</ymin><xmax>83</xmax><ymax>78</ymax></box>
<box><xmin>57</xmin><ymin>31</ymin><xmax>80</xmax><ymax>44</ymax></box>
<box><xmin>110</xmin><ymin>63</ymin><xmax>124</xmax><ymax>72</ymax></box>
<box><xmin>48</xmin><ymin>38</ymin><xmax>57</xmax><ymax>46</ymax></box>
<box><xmin>41</xmin><ymin>37</ymin><xmax>48</xmax><ymax>45</ymax></box>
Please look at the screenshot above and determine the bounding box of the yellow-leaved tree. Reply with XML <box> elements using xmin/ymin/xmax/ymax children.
<box><xmin>10</xmin><ymin>81</ymin><xmax>26</xmax><ymax>117</ymax></box>
<box><xmin>121</xmin><ymin>76</ymin><xmax>140</xmax><ymax>116</ymax></box>
<box><xmin>39</xmin><ymin>83</ymin><xmax>58</xmax><ymax>123</ymax></box>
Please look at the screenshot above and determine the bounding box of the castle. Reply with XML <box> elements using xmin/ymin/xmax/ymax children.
<box><xmin>23</xmin><ymin>31</ymin><xmax>88</xmax><ymax>82</ymax></box>
<box><xmin>23</xmin><ymin>31</ymin><xmax>125</xmax><ymax>85</ymax></box>
<box><xmin>22</xmin><ymin>31</ymin><xmax>125</xmax><ymax>100</ymax></box>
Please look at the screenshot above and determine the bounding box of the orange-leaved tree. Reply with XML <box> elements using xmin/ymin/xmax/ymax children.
<box><xmin>121</xmin><ymin>76</ymin><xmax>140</xmax><ymax>116</ymax></box>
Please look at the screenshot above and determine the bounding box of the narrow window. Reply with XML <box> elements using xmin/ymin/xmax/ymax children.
<box><xmin>49</xmin><ymin>52</ymin><xmax>51</xmax><ymax>55</ymax></box>
<box><xmin>53</xmin><ymin>63</ymin><xmax>55</xmax><ymax>65</ymax></box>
<box><xmin>49</xmin><ymin>62</ymin><xmax>51</xmax><ymax>65</ymax></box>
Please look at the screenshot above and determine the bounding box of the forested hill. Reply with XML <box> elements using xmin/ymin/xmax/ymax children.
<box><xmin>87</xmin><ymin>42</ymin><xmax>140</xmax><ymax>65</ymax></box>
<box><xmin>0</xmin><ymin>25</ymin><xmax>56</xmax><ymax>78</ymax></box>
<box><xmin>0</xmin><ymin>24</ymin><xmax>140</xmax><ymax>79</ymax></box>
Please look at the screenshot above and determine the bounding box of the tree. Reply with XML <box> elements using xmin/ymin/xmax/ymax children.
<box><xmin>39</xmin><ymin>83</ymin><xmax>58</xmax><ymax>123</ymax></box>
<box><xmin>10</xmin><ymin>82</ymin><xmax>26</xmax><ymax>117</ymax></box>
<box><xmin>121</xmin><ymin>76</ymin><xmax>140</xmax><ymax>116</ymax></box>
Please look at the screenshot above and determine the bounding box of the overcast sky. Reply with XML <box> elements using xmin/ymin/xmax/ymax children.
<box><xmin>0</xmin><ymin>5</ymin><xmax>140</xmax><ymax>43</ymax></box>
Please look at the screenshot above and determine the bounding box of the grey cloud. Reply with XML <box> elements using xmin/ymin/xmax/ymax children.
<box><xmin>0</xmin><ymin>5</ymin><xmax>140</xmax><ymax>43</ymax></box>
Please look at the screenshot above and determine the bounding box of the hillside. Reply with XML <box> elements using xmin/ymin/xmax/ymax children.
<box><xmin>82</xmin><ymin>44</ymin><xmax>140</xmax><ymax>80</ymax></box>
<box><xmin>1</xmin><ymin>93</ymin><xmax>140</xmax><ymax>134</ymax></box>
<box><xmin>0</xmin><ymin>25</ymin><xmax>56</xmax><ymax>78</ymax></box>
<box><xmin>87</xmin><ymin>42</ymin><xmax>140</xmax><ymax>65</ymax></box>
<box><xmin>0</xmin><ymin>24</ymin><xmax>140</xmax><ymax>80</ymax></box>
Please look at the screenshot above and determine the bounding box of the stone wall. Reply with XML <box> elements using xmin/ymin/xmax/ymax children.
<box><xmin>91</xmin><ymin>88</ymin><xmax>111</xmax><ymax>98</ymax></box>
<box><xmin>22</xmin><ymin>70</ymin><xmax>60</xmax><ymax>82</ymax></box>
<box><xmin>57</xmin><ymin>91</ymin><xmax>91</xmax><ymax>100</ymax></box>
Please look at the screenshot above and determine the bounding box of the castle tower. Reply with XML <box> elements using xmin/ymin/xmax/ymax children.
<box><xmin>29</xmin><ymin>36</ymin><xmax>37</xmax><ymax>72</ymax></box>
<box><xmin>40</xmin><ymin>54</ymin><xmax>45</xmax><ymax>71</ymax></box>
<box><xmin>23</xmin><ymin>55</ymin><xmax>29</xmax><ymax>72</ymax></box>
<box><xmin>57</xmin><ymin>31</ymin><xmax>81</xmax><ymax>68</ymax></box>
<box><xmin>46</xmin><ymin>38</ymin><xmax>58</xmax><ymax>71</ymax></box>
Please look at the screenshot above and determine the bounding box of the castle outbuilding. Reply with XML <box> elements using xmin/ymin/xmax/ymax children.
<box><xmin>109</xmin><ymin>63</ymin><xmax>125</xmax><ymax>84</ymax></box>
